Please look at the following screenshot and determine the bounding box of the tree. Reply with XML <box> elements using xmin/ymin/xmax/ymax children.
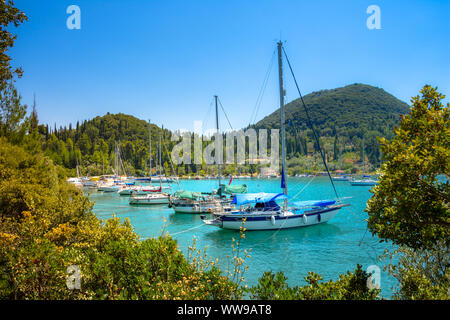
<box><xmin>383</xmin><ymin>246</ymin><xmax>449</xmax><ymax>299</ymax></box>
<box><xmin>0</xmin><ymin>138</ymin><xmax>240</xmax><ymax>299</ymax></box>
<box><xmin>248</xmin><ymin>265</ymin><xmax>380</xmax><ymax>300</ymax></box>
<box><xmin>0</xmin><ymin>81</ymin><xmax>27</xmax><ymax>141</ymax></box>
<box><xmin>0</xmin><ymin>1</ymin><xmax>27</xmax><ymax>84</ymax></box>
<box><xmin>366</xmin><ymin>85</ymin><xmax>449</xmax><ymax>250</ymax></box>
<box><xmin>30</xmin><ymin>93</ymin><xmax>38</xmax><ymax>132</ymax></box>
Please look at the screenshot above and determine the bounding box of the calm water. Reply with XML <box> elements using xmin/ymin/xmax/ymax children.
<box><xmin>86</xmin><ymin>177</ymin><xmax>397</xmax><ymax>298</ymax></box>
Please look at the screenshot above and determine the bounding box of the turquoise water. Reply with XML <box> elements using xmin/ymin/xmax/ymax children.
<box><xmin>87</xmin><ymin>177</ymin><xmax>397</xmax><ymax>298</ymax></box>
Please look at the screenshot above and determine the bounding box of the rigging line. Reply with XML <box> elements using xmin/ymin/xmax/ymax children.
<box><xmin>170</xmin><ymin>224</ymin><xmax>205</xmax><ymax>236</ymax></box>
<box><xmin>290</xmin><ymin>175</ymin><xmax>316</xmax><ymax>200</ymax></box>
<box><xmin>281</xmin><ymin>47</ymin><xmax>340</xmax><ymax>201</ymax></box>
<box><xmin>202</xmin><ymin>99</ymin><xmax>214</xmax><ymax>133</ymax></box>
<box><xmin>359</xmin><ymin>226</ymin><xmax>369</xmax><ymax>247</ymax></box>
<box><xmin>162</xmin><ymin>133</ymin><xmax>181</xmax><ymax>189</ymax></box>
<box><xmin>249</xmin><ymin>49</ymin><xmax>276</xmax><ymax>126</ymax></box>
<box><xmin>280</xmin><ymin>176</ymin><xmax>309</xmax><ymax>194</ymax></box>
<box><xmin>217</xmin><ymin>97</ymin><xmax>233</xmax><ymax>131</ymax></box>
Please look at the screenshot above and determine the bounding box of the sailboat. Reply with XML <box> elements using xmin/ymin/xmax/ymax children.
<box><xmin>350</xmin><ymin>136</ymin><xmax>379</xmax><ymax>186</ymax></box>
<box><xmin>201</xmin><ymin>41</ymin><xmax>349</xmax><ymax>231</ymax></box>
<box><xmin>98</xmin><ymin>143</ymin><xmax>129</xmax><ymax>192</ymax></box>
<box><xmin>129</xmin><ymin>130</ymin><xmax>171</xmax><ymax>205</ymax></box>
<box><xmin>119</xmin><ymin>120</ymin><xmax>165</xmax><ymax>195</ymax></box>
<box><xmin>171</xmin><ymin>95</ymin><xmax>246</xmax><ymax>213</ymax></box>
<box><xmin>170</xmin><ymin>190</ymin><xmax>225</xmax><ymax>213</ymax></box>
<box><xmin>332</xmin><ymin>148</ymin><xmax>350</xmax><ymax>181</ymax></box>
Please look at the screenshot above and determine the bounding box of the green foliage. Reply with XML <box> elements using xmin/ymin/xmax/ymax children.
<box><xmin>0</xmin><ymin>81</ymin><xmax>28</xmax><ymax>143</ymax></box>
<box><xmin>383</xmin><ymin>245</ymin><xmax>449</xmax><ymax>300</ymax></box>
<box><xmin>38</xmin><ymin>84</ymin><xmax>411</xmax><ymax>177</ymax></box>
<box><xmin>0</xmin><ymin>139</ymin><xmax>239</xmax><ymax>299</ymax></box>
<box><xmin>248</xmin><ymin>264</ymin><xmax>380</xmax><ymax>300</ymax></box>
<box><xmin>39</xmin><ymin>113</ymin><xmax>175</xmax><ymax>177</ymax></box>
<box><xmin>254</xmin><ymin>83</ymin><xmax>410</xmax><ymax>168</ymax></box>
<box><xmin>366</xmin><ymin>85</ymin><xmax>450</xmax><ymax>250</ymax></box>
<box><xmin>0</xmin><ymin>0</ymin><xmax>27</xmax><ymax>83</ymax></box>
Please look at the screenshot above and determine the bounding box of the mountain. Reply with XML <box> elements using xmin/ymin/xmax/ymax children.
<box><xmin>39</xmin><ymin>84</ymin><xmax>411</xmax><ymax>176</ymax></box>
<box><xmin>254</xmin><ymin>83</ymin><xmax>410</xmax><ymax>132</ymax></box>
<box><xmin>252</xmin><ymin>83</ymin><xmax>411</xmax><ymax>168</ymax></box>
<box><xmin>38</xmin><ymin>113</ymin><xmax>173</xmax><ymax>176</ymax></box>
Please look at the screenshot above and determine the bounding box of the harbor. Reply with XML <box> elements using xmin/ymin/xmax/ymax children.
<box><xmin>84</xmin><ymin>176</ymin><xmax>396</xmax><ymax>297</ymax></box>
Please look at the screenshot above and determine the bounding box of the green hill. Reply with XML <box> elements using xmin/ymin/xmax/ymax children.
<box><xmin>39</xmin><ymin>84</ymin><xmax>411</xmax><ymax>176</ymax></box>
<box><xmin>38</xmin><ymin>113</ymin><xmax>173</xmax><ymax>176</ymax></box>
<box><xmin>252</xmin><ymin>83</ymin><xmax>411</xmax><ymax>170</ymax></box>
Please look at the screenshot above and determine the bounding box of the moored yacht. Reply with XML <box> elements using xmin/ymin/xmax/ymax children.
<box><xmin>202</xmin><ymin>41</ymin><xmax>349</xmax><ymax>231</ymax></box>
<box><xmin>170</xmin><ymin>190</ymin><xmax>224</xmax><ymax>213</ymax></box>
<box><xmin>202</xmin><ymin>193</ymin><xmax>348</xmax><ymax>230</ymax></box>
<box><xmin>129</xmin><ymin>192</ymin><xmax>171</xmax><ymax>205</ymax></box>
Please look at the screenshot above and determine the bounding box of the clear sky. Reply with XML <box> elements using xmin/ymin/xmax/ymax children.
<box><xmin>10</xmin><ymin>0</ymin><xmax>450</xmax><ymax>132</ymax></box>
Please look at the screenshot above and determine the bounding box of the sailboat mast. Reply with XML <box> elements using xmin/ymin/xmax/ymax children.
<box><xmin>277</xmin><ymin>41</ymin><xmax>288</xmax><ymax>208</ymax></box>
<box><xmin>149</xmin><ymin>119</ymin><xmax>152</xmax><ymax>179</ymax></box>
<box><xmin>362</xmin><ymin>134</ymin><xmax>365</xmax><ymax>174</ymax></box>
<box><xmin>159</xmin><ymin>130</ymin><xmax>162</xmax><ymax>188</ymax></box>
<box><xmin>115</xmin><ymin>143</ymin><xmax>118</xmax><ymax>177</ymax></box>
<box><xmin>214</xmin><ymin>95</ymin><xmax>222</xmax><ymax>187</ymax></box>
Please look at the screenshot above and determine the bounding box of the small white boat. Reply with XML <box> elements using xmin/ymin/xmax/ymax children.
<box><xmin>81</xmin><ymin>179</ymin><xmax>98</xmax><ymax>188</ymax></box>
<box><xmin>172</xmin><ymin>199</ymin><xmax>223</xmax><ymax>213</ymax></box>
<box><xmin>118</xmin><ymin>185</ymin><xmax>166</xmax><ymax>196</ymax></box>
<box><xmin>170</xmin><ymin>190</ymin><xmax>226</xmax><ymax>213</ymax></box>
<box><xmin>129</xmin><ymin>192</ymin><xmax>170</xmax><ymax>205</ymax></box>
<box><xmin>67</xmin><ymin>177</ymin><xmax>83</xmax><ymax>188</ymax></box>
<box><xmin>350</xmin><ymin>179</ymin><xmax>378</xmax><ymax>186</ymax></box>
<box><xmin>332</xmin><ymin>175</ymin><xmax>350</xmax><ymax>181</ymax></box>
<box><xmin>98</xmin><ymin>183</ymin><xmax>122</xmax><ymax>192</ymax></box>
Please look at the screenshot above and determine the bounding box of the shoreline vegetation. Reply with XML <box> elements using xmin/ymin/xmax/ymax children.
<box><xmin>0</xmin><ymin>2</ymin><xmax>448</xmax><ymax>300</ymax></box>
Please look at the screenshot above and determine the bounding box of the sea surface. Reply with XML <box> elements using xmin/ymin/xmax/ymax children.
<box><xmin>86</xmin><ymin>177</ymin><xmax>398</xmax><ymax>298</ymax></box>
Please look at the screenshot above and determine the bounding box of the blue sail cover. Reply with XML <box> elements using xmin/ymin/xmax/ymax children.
<box><xmin>281</xmin><ymin>167</ymin><xmax>286</xmax><ymax>189</ymax></box>
<box><xmin>292</xmin><ymin>199</ymin><xmax>336</xmax><ymax>208</ymax></box>
<box><xmin>231</xmin><ymin>193</ymin><xmax>288</xmax><ymax>206</ymax></box>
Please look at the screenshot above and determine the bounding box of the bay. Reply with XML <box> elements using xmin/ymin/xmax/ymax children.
<box><xmin>86</xmin><ymin>176</ymin><xmax>397</xmax><ymax>298</ymax></box>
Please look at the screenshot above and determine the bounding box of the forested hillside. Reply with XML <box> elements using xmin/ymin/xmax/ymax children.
<box><xmin>253</xmin><ymin>83</ymin><xmax>411</xmax><ymax>171</ymax></box>
<box><xmin>37</xmin><ymin>113</ymin><xmax>173</xmax><ymax>176</ymax></box>
<box><xmin>36</xmin><ymin>84</ymin><xmax>411</xmax><ymax>176</ymax></box>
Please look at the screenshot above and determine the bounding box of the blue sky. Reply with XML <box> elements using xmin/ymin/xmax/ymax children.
<box><xmin>10</xmin><ymin>0</ymin><xmax>450</xmax><ymax>132</ymax></box>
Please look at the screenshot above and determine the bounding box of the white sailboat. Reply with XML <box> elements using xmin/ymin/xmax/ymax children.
<box><xmin>170</xmin><ymin>190</ymin><xmax>225</xmax><ymax>213</ymax></box>
<box><xmin>202</xmin><ymin>41</ymin><xmax>349</xmax><ymax>231</ymax></box>
<box><xmin>129</xmin><ymin>130</ymin><xmax>170</xmax><ymax>205</ymax></box>
<box><xmin>119</xmin><ymin>120</ymin><xmax>169</xmax><ymax>195</ymax></box>
<box><xmin>350</xmin><ymin>136</ymin><xmax>379</xmax><ymax>186</ymax></box>
<box><xmin>97</xmin><ymin>143</ymin><xmax>129</xmax><ymax>192</ymax></box>
<box><xmin>171</xmin><ymin>95</ymin><xmax>245</xmax><ymax>213</ymax></box>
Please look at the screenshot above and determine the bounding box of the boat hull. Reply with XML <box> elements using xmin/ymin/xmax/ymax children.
<box><xmin>129</xmin><ymin>198</ymin><xmax>169</xmax><ymax>205</ymax></box>
<box><xmin>98</xmin><ymin>186</ymin><xmax>121</xmax><ymax>192</ymax></box>
<box><xmin>172</xmin><ymin>203</ymin><xmax>221</xmax><ymax>214</ymax></box>
<box><xmin>118</xmin><ymin>187</ymin><xmax>162</xmax><ymax>195</ymax></box>
<box><xmin>129</xmin><ymin>194</ymin><xmax>170</xmax><ymax>205</ymax></box>
<box><xmin>205</xmin><ymin>206</ymin><xmax>341</xmax><ymax>231</ymax></box>
<box><xmin>350</xmin><ymin>180</ymin><xmax>378</xmax><ymax>186</ymax></box>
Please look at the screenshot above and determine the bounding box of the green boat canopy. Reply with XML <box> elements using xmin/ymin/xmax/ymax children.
<box><xmin>174</xmin><ymin>190</ymin><xmax>205</xmax><ymax>200</ymax></box>
<box><xmin>218</xmin><ymin>184</ymin><xmax>248</xmax><ymax>195</ymax></box>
